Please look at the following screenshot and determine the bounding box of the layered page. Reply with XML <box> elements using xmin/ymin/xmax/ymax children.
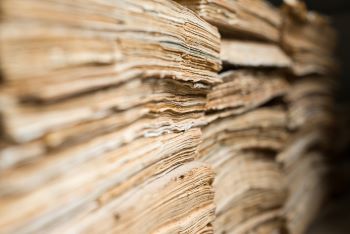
<box><xmin>0</xmin><ymin>0</ymin><xmax>339</xmax><ymax>233</ymax></box>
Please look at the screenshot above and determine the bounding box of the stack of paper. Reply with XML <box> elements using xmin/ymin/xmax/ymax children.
<box><xmin>177</xmin><ymin>0</ymin><xmax>292</xmax><ymax>233</ymax></box>
<box><xmin>277</xmin><ymin>1</ymin><xmax>337</xmax><ymax>234</ymax></box>
<box><xmin>200</xmin><ymin>108</ymin><xmax>289</xmax><ymax>233</ymax></box>
<box><xmin>281</xmin><ymin>0</ymin><xmax>337</xmax><ymax>76</ymax></box>
<box><xmin>0</xmin><ymin>0</ymin><xmax>221</xmax><ymax>233</ymax></box>
<box><xmin>0</xmin><ymin>0</ymin><xmax>338</xmax><ymax>233</ymax></box>
<box><xmin>282</xmin><ymin>152</ymin><xmax>328</xmax><ymax>234</ymax></box>
<box><xmin>177</xmin><ymin>0</ymin><xmax>281</xmax><ymax>42</ymax></box>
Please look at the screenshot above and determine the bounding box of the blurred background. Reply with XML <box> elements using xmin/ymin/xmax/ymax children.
<box><xmin>269</xmin><ymin>0</ymin><xmax>350</xmax><ymax>233</ymax></box>
<box><xmin>271</xmin><ymin>0</ymin><xmax>350</xmax><ymax>104</ymax></box>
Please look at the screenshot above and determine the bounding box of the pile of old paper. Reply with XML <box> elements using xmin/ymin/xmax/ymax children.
<box><xmin>277</xmin><ymin>1</ymin><xmax>337</xmax><ymax>234</ymax></box>
<box><xmin>177</xmin><ymin>0</ymin><xmax>291</xmax><ymax>232</ymax></box>
<box><xmin>0</xmin><ymin>0</ymin><xmax>337</xmax><ymax>233</ymax></box>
